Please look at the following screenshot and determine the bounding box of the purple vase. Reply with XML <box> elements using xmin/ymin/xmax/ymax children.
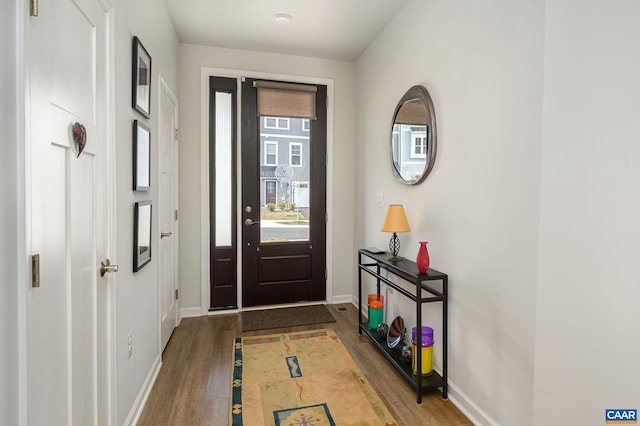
<box><xmin>416</xmin><ymin>241</ymin><xmax>430</xmax><ymax>274</ymax></box>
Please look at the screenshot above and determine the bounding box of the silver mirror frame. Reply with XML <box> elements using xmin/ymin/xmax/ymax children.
<box><xmin>390</xmin><ymin>85</ymin><xmax>437</xmax><ymax>185</ymax></box>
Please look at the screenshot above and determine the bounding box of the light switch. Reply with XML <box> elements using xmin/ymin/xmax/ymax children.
<box><xmin>376</xmin><ymin>194</ymin><xmax>384</xmax><ymax>208</ymax></box>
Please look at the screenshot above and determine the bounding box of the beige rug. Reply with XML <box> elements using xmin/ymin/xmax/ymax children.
<box><xmin>230</xmin><ymin>329</ymin><xmax>397</xmax><ymax>425</ymax></box>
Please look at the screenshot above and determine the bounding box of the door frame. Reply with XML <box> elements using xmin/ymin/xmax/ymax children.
<box><xmin>157</xmin><ymin>75</ymin><xmax>179</xmax><ymax>350</ymax></box>
<box><xmin>199</xmin><ymin>68</ymin><xmax>335</xmax><ymax>314</ymax></box>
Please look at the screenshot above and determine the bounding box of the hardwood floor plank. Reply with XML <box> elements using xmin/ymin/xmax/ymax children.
<box><xmin>138</xmin><ymin>304</ymin><xmax>471</xmax><ymax>426</ymax></box>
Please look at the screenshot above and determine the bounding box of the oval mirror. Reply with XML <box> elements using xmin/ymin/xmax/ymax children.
<box><xmin>390</xmin><ymin>85</ymin><xmax>437</xmax><ymax>185</ymax></box>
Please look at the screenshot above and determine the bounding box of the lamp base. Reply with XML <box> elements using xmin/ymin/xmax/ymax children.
<box><xmin>388</xmin><ymin>232</ymin><xmax>402</xmax><ymax>261</ymax></box>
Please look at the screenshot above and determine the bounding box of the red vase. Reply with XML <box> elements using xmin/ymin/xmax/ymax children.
<box><xmin>416</xmin><ymin>241</ymin><xmax>430</xmax><ymax>274</ymax></box>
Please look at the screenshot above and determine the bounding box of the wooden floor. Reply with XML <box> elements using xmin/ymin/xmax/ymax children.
<box><xmin>138</xmin><ymin>303</ymin><xmax>471</xmax><ymax>425</ymax></box>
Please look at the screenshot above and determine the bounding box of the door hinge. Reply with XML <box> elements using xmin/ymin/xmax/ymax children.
<box><xmin>30</xmin><ymin>0</ymin><xmax>38</xmax><ymax>16</ymax></box>
<box><xmin>31</xmin><ymin>254</ymin><xmax>40</xmax><ymax>287</ymax></box>
<box><xmin>175</xmin><ymin>289</ymin><xmax>179</xmax><ymax>300</ymax></box>
<box><xmin>325</xmin><ymin>212</ymin><xmax>328</xmax><ymax>223</ymax></box>
<box><xmin>174</xmin><ymin>128</ymin><xmax>179</xmax><ymax>141</ymax></box>
<box><xmin>175</xmin><ymin>209</ymin><xmax>178</xmax><ymax>221</ymax></box>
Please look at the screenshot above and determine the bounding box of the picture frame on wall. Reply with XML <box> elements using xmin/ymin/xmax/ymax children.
<box><xmin>133</xmin><ymin>201</ymin><xmax>152</xmax><ymax>272</ymax></box>
<box><xmin>133</xmin><ymin>120</ymin><xmax>151</xmax><ymax>191</ymax></box>
<box><xmin>132</xmin><ymin>36</ymin><xmax>152</xmax><ymax>118</ymax></box>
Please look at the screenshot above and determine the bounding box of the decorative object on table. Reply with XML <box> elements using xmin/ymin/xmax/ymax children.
<box><xmin>380</xmin><ymin>204</ymin><xmax>411</xmax><ymax>261</ymax></box>
<box><xmin>133</xmin><ymin>120</ymin><xmax>151</xmax><ymax>191</ymax></box>
<box><xmin>390</xmin><ymin>85</ymin><xmax>437</xmax><ymax>186</ymax></box>
<box><xmin>133</xmin><ymin>201</ymin><xmax>152</xmax><ymax>272</ymax></box>
<box><xmin>377</xmin><ymin>322</ymin><xmax>389</xmax><ymax>339</ymax></box>
<box><xmin>416</xmin><ymin>241</ymin><xmax>430</xmax><ymax>274</ymax></box>
<box><xmin>72</xmin><ymin>122</ymin><xmax>86</xmax><ymax>157</ymax></box>
<box><xmin>401</xmin><ymin>344</ymin><xmax>413</xmax><ymax>361</ymax></box>
<box><xmin>132</xmin><ymin>36</ymin><xmax>152</xmax><ymax>118</ymax></box>
<box><xmin>368</xmin><ymin>293</ymin><xmax>385</xmax><ymax>305</ymax></box>
<box><xmin>412</xmin><ymin>326</ymin><xmax>434</xmax><ymax>376</ymax></box>
<box><xmin>368</xmin><ymin>299</ymin><xmax>384</xmax><ymax>330</ymax></box>
<box><xmin>387</xmin><ymin>316</ymin><xmax>405</xmax><ymax>349</ymax></box>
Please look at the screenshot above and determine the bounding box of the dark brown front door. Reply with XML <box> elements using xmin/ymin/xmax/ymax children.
<box><xmin>241</xmin><ymin>78</ymin><xmax>327</xmax><ymax>307</ymax></box>
<box><xmin>265</xmin><ymin>180</ymin><xmax>277</xmax><ymax>204</ymax></box>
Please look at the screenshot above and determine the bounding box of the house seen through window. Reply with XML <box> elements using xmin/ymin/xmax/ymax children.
<box><xmin>260</xmin><ymin>116</ymin><xmax>310</xmax><ymax>242</ymax></box>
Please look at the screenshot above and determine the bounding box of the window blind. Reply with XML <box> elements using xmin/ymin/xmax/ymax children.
<box><xmin>254</xmin><ymin>80</ymin><xmax>317</xmax><ymax>119</ymax></box>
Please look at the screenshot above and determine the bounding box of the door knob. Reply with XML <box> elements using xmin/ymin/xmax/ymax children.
<box><xmin>244</xmin><ymin>219</ymin><xmax>260</xmax><ymax>226</ymax></box>
<box><xmin>161</xmin><ymin>232</ymin><xmax>172</xmax><ymax>239</ymax></box>
<box><xmin>100</xmin><ymin>259</ymin><xmax>119</xmax><ymax>277</ymax></box>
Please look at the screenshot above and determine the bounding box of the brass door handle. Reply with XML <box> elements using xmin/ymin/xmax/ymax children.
<box><xmin>100</xmin><ymin>259</ymin><xmax>119</xmax><ymax>277</ymax></box>
<box><xmin>161</xmin><ymin>232</ymin><xmax>172</xmax><ymax>239</ymax></box>
<box><xmin>244</xmin><ymin>219</ymin><xmax>260</xmax><ymax>226</ymax></box>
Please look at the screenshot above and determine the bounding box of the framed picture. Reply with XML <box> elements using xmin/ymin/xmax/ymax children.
<box><xmin>133</xmin><ymin>201</ymin><xmax>152</xmax><ymax>272</ymax></box>
<box><xmin>133</xmin><ymin>120</ymin><xmax>151</xmax><ymax>191</ymax></box>
<box><xmin>132</xmin><ymin>36</ymin><xmax>152</xmax><ymax>118</ymax></box>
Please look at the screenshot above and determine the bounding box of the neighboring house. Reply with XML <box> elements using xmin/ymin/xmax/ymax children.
<box><xmin>391</xmin><ymin>123</ymin><xmax>429</xmax><ymax>182</ymax></box>
<box><xmin>260</xmin><ymin>116</ymin><xmax>311</xmax><ymax>217</ymax></box>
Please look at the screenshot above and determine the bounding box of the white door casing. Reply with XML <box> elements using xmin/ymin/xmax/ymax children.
<box><xmin>159</xmin><ymin>77</ymin><xmax>179</xmax><ymax>351</ymax></box>
<box><xmin>27</xmin><ymin>0</ymin><xmax>113</xmax><ymax>424</ymax></box>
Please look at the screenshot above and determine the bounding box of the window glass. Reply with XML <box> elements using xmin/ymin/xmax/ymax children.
<box><xmin>259</xmin><ymin>117</ymin><xmax>309</xmax><ymax>242</ymax></box>
<box><xmin>265</xmin><ymin>141</ymin><xmax>277</xmax><ymax>166</ymax></box>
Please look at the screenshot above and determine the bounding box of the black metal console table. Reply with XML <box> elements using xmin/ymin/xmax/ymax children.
<box><xmin>358</xmin><ymin>248</ymin><xmax>448</xmax><ymax>404</ymax></box>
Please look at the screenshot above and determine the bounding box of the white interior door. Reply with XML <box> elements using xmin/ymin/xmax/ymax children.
<box><xmin>159</xmin><ymin>78</ymin><xmax>179</xmax><ymax>351</ymax></box>
<box><xmin>27</xmin><ymin>0</ymin><xmax>111</xmax><ymax>424</ymax></box>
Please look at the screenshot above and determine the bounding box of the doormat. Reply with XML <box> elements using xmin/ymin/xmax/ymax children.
<box><xmin>241</xmin><ymin>305</ymin><xmax>336</xmax><ymax>332</ymax></box>
<box><xmin>229</xmin><ymin>329</ymin><xmax>397</xmax><ymax>425</ymax></box>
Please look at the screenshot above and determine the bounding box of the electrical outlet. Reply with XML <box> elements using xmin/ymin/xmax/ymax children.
<box><xmin>127</xmin><ymin>332</ymin><xmax>133</xmax><ymax>359</ymax></box>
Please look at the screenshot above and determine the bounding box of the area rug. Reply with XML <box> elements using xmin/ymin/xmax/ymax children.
<box><xmin>241</xmin><ymin>305</ymin><xmax>336</xmax><ymax>332</ymax></box>
<box><xmin>230</xmin><ymin>329</ymin><xmax>397</xmax><ymax>425</ymax></box>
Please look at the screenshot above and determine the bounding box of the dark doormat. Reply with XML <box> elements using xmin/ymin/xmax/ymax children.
<box><xmin>241</xmin><ymin>305</ymin><xmax>336</xmax><ymax>332</ymax></box>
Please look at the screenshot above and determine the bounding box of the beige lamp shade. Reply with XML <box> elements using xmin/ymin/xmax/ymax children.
<box><xmin>381</xmin><ymin>204</ymin><xmax>410</xmax><ymax>233</ymax></box>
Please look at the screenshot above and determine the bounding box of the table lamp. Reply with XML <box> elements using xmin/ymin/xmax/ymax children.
<box><xmin>381</xmin><ymin>204</ymin><xmax>410</xmax><ymax>261</ymax></box>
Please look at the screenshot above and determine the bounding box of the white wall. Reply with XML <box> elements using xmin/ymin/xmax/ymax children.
<box><xmin>355</xmin><ymin>0</ymin><xmax>544</xmax><ymax>424</ymax></box>
<box><xmin>1</xmin><ymin>1</ymin><xmax>22</xmax><ymax>424</ymax></box>
<box><xmin>178</xmin><ymin>44</ymin><xmax>356</xmax><ymax>311</ymax></box>
<box><xmin>113</xmin><ymin>1</ymin><xmax>179</xmax><ymax>423</ymax></box>
<box><xmin>534</xmin><ymin>1</ymin><xmax>640</xmax><ymax>424</ymax></box>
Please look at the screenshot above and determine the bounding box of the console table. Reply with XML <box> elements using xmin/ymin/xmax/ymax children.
<box><xmin>358</xmin><ymin>248</ymin><xmax>448</xmax><ymax>404</ymax></box>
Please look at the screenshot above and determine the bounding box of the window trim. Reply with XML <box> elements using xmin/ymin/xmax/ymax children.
<box><xmin>264</xmin><ymin>141</ymin><xmax>278</xmax><ymax>166</ymax></box>
<box><xmin>264</xmin><ymin>116</ymin><xmax>290</xmax><ymax>130</ymax></box>
<box><xmin>411</xmin><ymin>132</ymin><xmax>427</xmax><ymax>159</ymax></box>
<box><xmin>290</xmin><ymin>142</ymin><xmax>303</xmax><ymax>167</ymax></box>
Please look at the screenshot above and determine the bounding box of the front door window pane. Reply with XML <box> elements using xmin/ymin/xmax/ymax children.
<box><xmin>259</xmin><ymin>117</ymin><xmax>310</xmax><ymax>242</ymax></box>
<box><xmin>214</xmin><ymin>92</ymin><xmax>233</xmax><ymax>247</ymax></box>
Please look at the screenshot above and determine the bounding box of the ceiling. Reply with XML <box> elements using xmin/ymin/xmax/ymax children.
<box><xmin>164</xmin><ymin>0</ymin><xmax>408</xmax><ymax>62</ymax></box>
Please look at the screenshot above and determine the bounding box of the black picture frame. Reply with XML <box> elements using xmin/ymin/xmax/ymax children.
<box><xmin>133</xmin><ymin>120</ymin><xmax>151</xmax><ymax>191</ymax></box>
<box><xmin>132</xmin><ymin>36</ymin><xmax>152</xmax><ymax>118</ymax></box>
<box><xmin>133</xmin><ymin>201</ymin><xmax>152</xmax><ymax>272</ymax></box>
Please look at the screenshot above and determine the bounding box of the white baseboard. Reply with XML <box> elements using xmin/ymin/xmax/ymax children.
<box><xmin>181</xmin><ymin>306</ymin><xmax>202</xmax><ymax>318</ymax></box>
<box><xmin>446</xmin><ymin>379</ymin><xmax>498</xmax><ymax>426</ymax></box>
<box><xmin>124</xmin><ymin>354</ymin><xmax>161</xmax><ymax>426</ymax></box>
<box><xmin>331</xmin><ymin>294</ymin><xmax>354</xmax><ymax>304</ymax></box>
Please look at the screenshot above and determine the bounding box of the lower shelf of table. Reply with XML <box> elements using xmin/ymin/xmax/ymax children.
<box><xmin>359</xmin><ymin>322</ymin><xmax>445</xmax><ymax>393</ymax></box>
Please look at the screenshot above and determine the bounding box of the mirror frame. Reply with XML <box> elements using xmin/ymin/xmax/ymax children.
<box><xmin>390</xmin><ymin>85</ymin><xmax>437</xmax><ymax>185</ymax></box>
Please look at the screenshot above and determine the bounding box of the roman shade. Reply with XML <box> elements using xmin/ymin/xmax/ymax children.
<box><xmin>394</xmin><ymin>99</ymin><xmax>429</xmax><ymax>125</ymax></box>
<box><xmin>254</xmin><ymin>80</ymin><xmax>317</xmax><ymax>119</ymax></box>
